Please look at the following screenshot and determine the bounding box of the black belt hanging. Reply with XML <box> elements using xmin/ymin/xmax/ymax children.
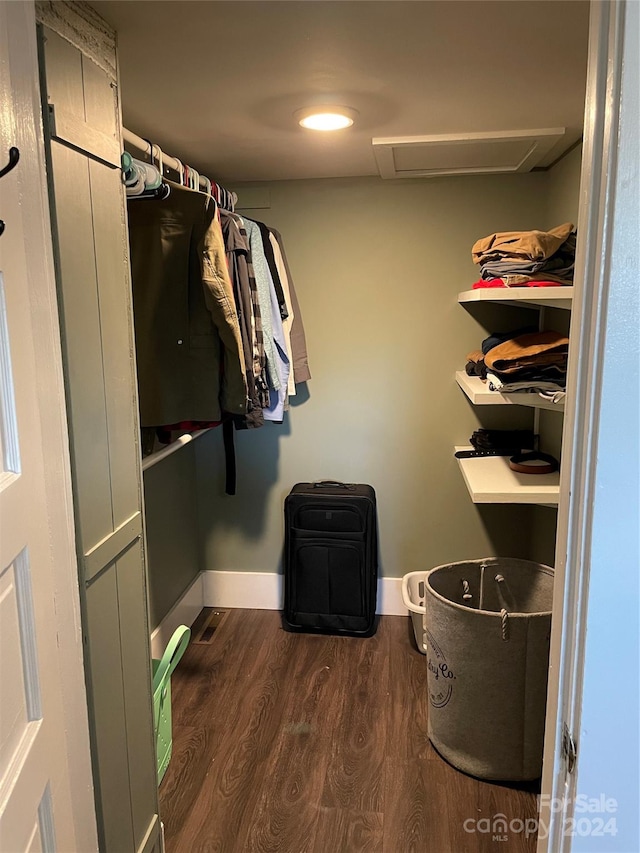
<box><xmin>223</xmin><ymin>418</ymin><xmax>236</xmax><ymax>495</ymax></box>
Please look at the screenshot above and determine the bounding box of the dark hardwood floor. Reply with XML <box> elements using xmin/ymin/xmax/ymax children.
<box><xmin>159</xmin><ymin>610</ymin><xmax>539</xmax><ymax>852</ymax></box>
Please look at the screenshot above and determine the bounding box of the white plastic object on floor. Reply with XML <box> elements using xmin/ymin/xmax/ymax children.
<box><xmin>401</xmin><ymin>571</ymin><xmax>427</xmax><ymax>654</ymax></box>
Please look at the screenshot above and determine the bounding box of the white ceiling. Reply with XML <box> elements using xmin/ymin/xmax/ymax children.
<box><xmin>91</xmin><ymin>0</ymin><xmax>590</xmax><ymax>184</ymax></box>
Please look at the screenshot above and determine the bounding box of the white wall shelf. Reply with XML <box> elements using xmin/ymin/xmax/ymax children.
<box><xmin>455</xmin><ymin>446</ymin><xmax>560</xmax><ymax>505</ymax></box>
<box><xmin>456</xmin><ymin>371</ymin><xmax>565</xmax><ymax>412</ymax></box>
<box><xmin>458</xmin><ymin>286</ymin><xmax>573</xmax><ymax>310</ymax></box>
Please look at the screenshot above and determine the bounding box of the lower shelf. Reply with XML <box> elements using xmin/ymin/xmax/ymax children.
<box><xmin>455</xmin><ymin>446</ymin><xmax>560</xmax><ymax>505</ymax></box>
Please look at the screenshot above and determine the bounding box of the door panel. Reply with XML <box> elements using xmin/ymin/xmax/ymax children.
<box><xmin>0</xmin><ymin>5</ymin><xmax>95</xmax><ymax>850</ymax></box>
<box><xmin>0</xmin><ymin>553</ymin><xmax>38</xmax><ymax>776</ymax></box>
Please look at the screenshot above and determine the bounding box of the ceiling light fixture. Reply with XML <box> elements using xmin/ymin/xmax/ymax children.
<box><xmin>295</xmin><ymin>105</ymin><xmax>358</xmax><ymax>131</ymax></box>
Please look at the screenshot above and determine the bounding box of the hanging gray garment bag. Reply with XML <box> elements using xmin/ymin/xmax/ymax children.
<box><xmin>424</xmin><ymin>557</ymin><xmax>554</xmax><ymax>781</ymax></box>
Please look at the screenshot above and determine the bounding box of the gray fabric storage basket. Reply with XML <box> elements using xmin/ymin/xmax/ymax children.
<box><xmin>425</xmin><ymin>557</ymin><xmax>554</xmax><ymax>781</ymax></box>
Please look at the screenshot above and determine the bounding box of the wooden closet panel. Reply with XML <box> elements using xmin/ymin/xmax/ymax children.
<box><xmin>49</xmin><ymin>142</ymin><xmax>114</xmax><ymax>552</ymax></box>
<box><xmin>89</xmin><ymin>158</ymin><xmax>141</xmax><ymax>526</ymax></box>
<box><xmin>37</xmin><ymin>11</ymin><xmax>160</xmax><ymax>853</ymax></box>
<box><xmin>38</xmin><ymin>28</ymin><xmax>83</xmax><ymax>119</ymax></box>
<box><xmin>85</xmin><ymin>567</ymin><xmax>135</xmax><ymax>853</ymax></box>
<box><xmin>116</xmin><ymin>542</ymin><xmax>159</xmax><ymax>851</ymax></box>
<box><xmin>81</xmin><ymin>52</ymin><xmax>118</xmax><ymax>139</ymax></box>
<box><xmin>41</xmin><ymin>28</ymin><xmax>120</xmax><ymax>168</ymax></box>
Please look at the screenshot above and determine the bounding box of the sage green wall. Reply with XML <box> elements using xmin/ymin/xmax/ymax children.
<box><xmin>195</xmin><ymin>172</ymin><xmax>562</xmax><ymax>579</ymax></box>
<box><xmin>144</xmin><ymin>443</ymin><xmax>200</xmax><ymax>628</ymax></box>
<box><xmin>544</xmin><ymin>144</ymin><xmax>583</xmax><ymax>228</ymax></box>
<box><xmin>542</xmin><ymin>148</ymin><xmax>583</xmax><ymax>466</ymax></box>
<box><xmin>530</xmin><ymin>144</ymin><xmax>583</xmax><ymax>567</ymax></box>
<box><xmin>540</xmin><ymin>144</ymin><xmax>582</xmax><ymax>463</ymax></box>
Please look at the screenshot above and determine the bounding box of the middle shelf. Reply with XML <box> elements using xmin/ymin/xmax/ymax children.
<box><xmin>455</xmin><ymin>446</ymin><xmax>560</xmax><ymax>505</ymax></box>
<box><xmin>456</xmin><ymin>371</ymin><xmax>565</xmax><ymax>412</ymax></box>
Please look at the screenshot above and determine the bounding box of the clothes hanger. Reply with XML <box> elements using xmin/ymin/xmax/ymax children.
<box><xmin>184</xmin><ymin>164</ymin><xmax>197</xmax><ymax>190</ymax></box>
<box><xmin>122</xmin><ymin>153</ymin><xmax>146</xmax><ymax>195</ymax></box>
<box><xmin>123</xmin><ymin>144</ymin><xmax>170</xmax><ymax>201</ymax></box>
<box><xmin>173</xmin><ymin>157</ymin><xmax>185</xmax><ymax>187</ymax></box>
<box><xmin>137</xmin><ymin>140</ymin><xmax>161</xmax><ymax>190</ymax></box>
<box><xmin>121</xmin><ymin>150</ymin><xmax>135</xmax><ymax>182</ymax></box>
<box><xmin>129</xmin><ymin>182</ymin><xmax>171</xmax><ymax>201</ymax></box>
<box><xmin>125</xmin><ymin>176</ymin><xmax>171</xmax><ymax>201</ymax></box>
<box><xmin>122</xmin><ymin>149</ymin><xmax>164</xmax><ymax>196</ymax></box>
<box><xmin>136</xmin><ymin>158</ymin><xmax>161</xmax><ymax>190</ymax></box>
<box><xmin>151</xmin><ymin>142</ymin><xmax>165</xmax><ymax>181</ymax></box>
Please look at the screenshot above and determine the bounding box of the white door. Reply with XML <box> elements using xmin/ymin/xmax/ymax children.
<box><xmin>0</xmin><ymin>3</ymin><xmax>97</xmax><ymax>852</ymax></box>
<box><xmin>537</xmin><ymin>2</ymin><xmax>639</xmax><ymax>852</ymax></box>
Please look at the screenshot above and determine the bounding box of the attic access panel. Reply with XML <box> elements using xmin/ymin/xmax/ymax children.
<box><xmin>372</xmin><ymin>129</ymin><xmax>566</xmax><ymax>178</ymax></box>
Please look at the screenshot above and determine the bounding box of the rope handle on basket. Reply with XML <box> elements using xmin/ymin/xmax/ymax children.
<box><xmin>495</xmin><ymin>573</ymin><xmax>512</xmax><ymax>639</ymax></box>
<box><xmin>153</xmin><ymin>625</ymin><xmax>191</xmax><ymax>692</ymax></box>
<box><xmin>500</xmin><ymin>608</ymin><xmax>510</xmax><ymax>641</ymax></box>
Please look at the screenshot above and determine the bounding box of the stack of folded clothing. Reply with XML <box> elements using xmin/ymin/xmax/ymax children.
<box><xmin>465</xmin><ymin>326</ymin><xmax>537</xmax><ymax>380</ymax></box>
<box><xmin>485</xmin><ymin>330</ymin><xmax>568</xmax><ymax>398</ymax></box>
<box><xmin>471</xmin><ymin>223</ymin><xmax>576</xmax><ymax>288</ymax></box>
<box><xmin>464</xmin><ymin>328</ymin><xmax>568</xmax><ymax>403</ymax></box>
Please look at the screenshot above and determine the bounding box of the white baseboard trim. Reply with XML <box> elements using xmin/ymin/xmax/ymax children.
<box><xmin>150</xmin><ymin>571</ymin><xmax>407</xmax><ymax>653</ymax></box>
<box><xmin>378</xmin><ymin>575</ymin><xmax>406</xmax><ymax>616</ymax></box>
<box><xmin>201</xmin><ymin>570</ymin><xmax>407</xmax><ymax>617</ymax></box>
<box><xmin>150</xmin><ymin>573</ymin><xmax>204</xmax><ymax>659</ymax></box>
<box><xmin>202</xmin><ymin>569</ymin><xmax>282</xmax><ymax>611</ymax></box>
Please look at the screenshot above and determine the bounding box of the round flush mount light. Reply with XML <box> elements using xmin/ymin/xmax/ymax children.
<box><xmin>295</xmin><ymin>105</ymin><xmax>358</xmax><ymax>131</ymax></box>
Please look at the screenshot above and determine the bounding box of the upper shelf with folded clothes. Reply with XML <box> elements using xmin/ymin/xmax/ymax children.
<box><xmin>458</xmin><ymin>287</ymin><xmax>573</xmax><ymax>310</ymax></box>
<box><xmin>460</xmin><ymin>223</ymin><xmax>577</xmax><ymax>309</ymax></box>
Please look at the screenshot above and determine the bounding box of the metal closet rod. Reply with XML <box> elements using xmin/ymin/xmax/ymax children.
<box><xmin>122</xmin><ymin>126</ymin><xmax>229</xmax><ymax>196</ymax></box>
<box><xmin>141</xmin><ymin>429</ymin><xmax>212</xmax><ymax>472</ymax></box>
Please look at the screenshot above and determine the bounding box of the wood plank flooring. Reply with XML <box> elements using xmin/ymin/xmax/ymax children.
<box><xmin>159</xmin><ymin>610</ymin><xmax>539</xmax><ymax>852</ymax></box>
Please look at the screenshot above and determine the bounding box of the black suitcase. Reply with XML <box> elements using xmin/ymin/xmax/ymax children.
<box><xmin>283</xmin><ymin>481</ymin><xmax>378</xmax><ymax>637</ymax></box>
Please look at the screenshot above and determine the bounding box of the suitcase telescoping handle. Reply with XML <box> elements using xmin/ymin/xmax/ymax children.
<box><xmin>312</xmin><ymin>480</ymin><xmax>354</xmax><ymax>489</ymax></box>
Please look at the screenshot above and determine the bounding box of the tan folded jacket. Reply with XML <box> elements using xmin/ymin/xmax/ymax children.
<box><xmin>485</xmin><ymin>331</ymin><xmax>569</xmax><ymax>375</ymax></box>
<box><xmin>472</xmin><ymin>223</ymin><xmax>574</xmax><ymax>265</ymax></box>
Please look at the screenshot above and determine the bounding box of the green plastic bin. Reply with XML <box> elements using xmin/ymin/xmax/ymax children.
<box><xmin>152</xmin><ymin>625</ymin><xmax>191</xmax><ymax>784</ymax></box>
